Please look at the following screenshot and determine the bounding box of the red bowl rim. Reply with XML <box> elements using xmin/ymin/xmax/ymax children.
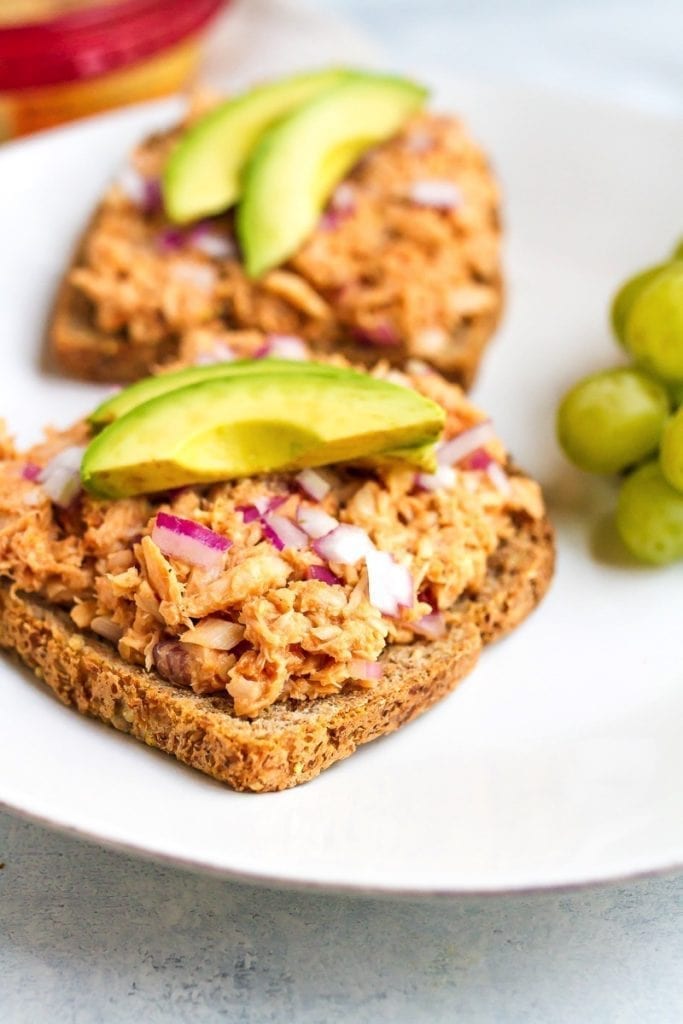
<box><xmin>0</xmin><ymin>0</ymin><xmax>228</xmax><ymax>91</ymax></box>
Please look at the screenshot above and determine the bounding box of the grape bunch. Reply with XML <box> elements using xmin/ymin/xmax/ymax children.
<box><xmin>557</xmin><ymin>242</ymin><xmax>683</xmax><ymax>564</ymax></box>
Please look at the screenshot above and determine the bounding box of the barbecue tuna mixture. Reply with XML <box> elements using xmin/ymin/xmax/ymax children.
<box><xmin>0</xmin><ymin>368</ymin><xmax>542</xmax><ymax>718</ymax></box>
<box><xmin>67</xmin><ymin>97</ymin><xmax>501</xmax><ymax>379</ymax></box>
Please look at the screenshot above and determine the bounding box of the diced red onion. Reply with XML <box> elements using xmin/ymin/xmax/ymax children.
<box><xmin>238</xmin><ymin>504</ymin><xmax>261</xmax><ymax>524</ymax></box>
<box><xmin>184</xmin><ymin>220</ymin><xmax>213</xmax><ymax>240</ymax></box>
<box><xmin>153</xmin><ymin>640</ymin><xmax>192</xmax><ymax>688</ymax></box>
<box><xmin>253</xmin><ymin>496</ymin><xmax>273</xmax><ymax>515</ymax></box>
<box><xmin>408</xmin><ymin>179</ymin><xmax>461</xmax><ymax>210</ymax></box>
<box><xmin>118</xmin><ymin>170</ymin><xmax>160</xmax><ymax>214</ymax></box>
<box><xmin>347</xmin><ymin>658</ymin><xmax>383</xmax><ymax>681</ymax></box>
<box><xmin>295</xmin><ymin>468</ymin><xmax>331</xmax><ymax>501</ymax></box>
<box><xmin>191</xmin><ymin>234</ymin><xmax>236</xmax><ymax>259</ymax></box>
<box><xmin>194</xmin><ymin>342</ymin><xmax>236</xmax><ymax>366</ymax></box>
<box><xmin>90</xmin><ymin>615</ymin><xmax>124</xmax><ymax>644</ymax></box>
<box><xmin>180</xmin><ymin>617</ymin><xmax>245</xmax><ymax>651</ymax></box>
<box><xmin>21</xmin><ymin>462</ymin><xmax>41</xmax><ymax>482</ymax></box>
<box><xmin>21</xmin><ymin>491</ymin><xmax>42</xmax><ymax>508</ymax></box>
<box><xmin>320</xmin><ymin>209</ymin><xmax>347</xmax><ymax>231</ymax></box>
<box><xmin>405</xmin><ymin>358</ymin><xmax>432</xmax><ymax>376</ymax></box>
<box><xmin>152</xmin><ymin>512</ymin><xmax>231</xmax><ymax>568</ymax></box>
<box><xmin>365</xmin><ymin>549</ymin><xmax>413</xmax><ymax>617</ymax></box>
<box><xmin>463</xmin><ymin>448</ymin><xmax>493</xmax><ymax>471</ymax></box>
<box><xmin>296</xmin><ymin>504</ymin><xmax>339</xmax><ymax>539</ymax></box>
<box><xmin>320</xmin><ymin>183</ymin><xmax>357</xmax><ymax>230</ymax></box>
<box><xmin>414</xmin><ymin>465</ymin><xmax>456</xmax><ymax>493</ymax></box>
<box><xmin>352</xmin><ymin>322</ymin><xmax>400</xmax><ymax>347</ymax></box>
<box><xmin>411</xmin><ymin>611</ymin><xmax>446</xmax><ymax>639</ymax></box>
<box><xmin>117</xmin><ymin>167</ymin><xmax>161</xmax><ymax>213</ymax></box>
<box><xmin>261</xmin><ymin>512</ymin><xmax>308</xmax><ymax>551</ymax></box>
<box><xmin>259</xmin><ymin>334</ymin><xmax>308</xmax><ymax>361</ymax></box>
<box><xmin>238</xmin><ymin>495</ymin><xmax>287</xmax><ymax>523</ymax></box>
<box><xmin>117</xmin><ymin>165</ymin><xmax>145</xmax><ymax>204</ymax></box>
<box><xmin>404</xmin><ymin>129</ymin><xmax>434</xmax><ymax>154</ymax></box>
<box><xmin>41</xmin><ymin>446</ymin><xmax>84</xmax><ymax>472</ymax></box>
<box><xmin>143</xmin><ymin>178</ymin><xmax>163</xmax><ymax>215</ymax></box>
<box><xmin>156</xmin><ymin>226</ymin><xmax>186</xmax><ymax>252</ymax></box>
<box><xmin>260</xmin><ymin>521</ymin><xmax>281</xmax><ymax>549</ymax></box>
<box><xmin>384</xmin><ymin>369</ymin><xmax>411</xmax><ymax>388</ymax></box>
<box><xmin>414</xmin><ymin>327</ymin><xmax>448</xmax><ymax>357</ymax></box>
<box><xmin>169</xmin><ymin>261</ymin><xmax>217</xmax><ymax>291</ymax></box>
<box><xmin>40</xmin><ymin>445</ymin><xmax>85</xmax><ymax>508</ymax></box>
<box><xmin>306</xmin><ymin>564</ymin><xmax>342</xmax><ymax>585</ymax></box>
<box><xmin>486</xmin><ymin>461</ymin><xmax>512</xmax><ymax>495</ymax></box>
<box><xmin>187</xmin><ymin>222</ymin><xmax>237</xmax><ymax>260</ymax></box>
<box><xmin>331</xmin><ymin>182</ymin><xmax>356</xmax><ymax>212</ymax></box>
<box><xmin>259</xmin><ymin>494</ymin><xmax>287</xmax><ymax>514</ymax></box>
<box><xmin>320</xmin><ymin>209</ymin><xmax>337</xmax><ymax>231</ymax></box>
<box><xmin>437</xmin><ymin>421</ymin><xmax>496</xmax><ymax>466</ymax></box>
<box><xmin>314</xmin><ymin>524</ymin><xmax>374</xmax><ymax>565</ymax></box>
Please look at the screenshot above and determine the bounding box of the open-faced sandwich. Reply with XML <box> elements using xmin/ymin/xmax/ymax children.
<box><xmin>0</xmin><ymin>358</ymin><xmax>552</xmax><ymax>791</ymax></box>
<box><xmin>50</xmin><ymin>68</ymin><xmax>502</xmax><ymax>387</ymax></box>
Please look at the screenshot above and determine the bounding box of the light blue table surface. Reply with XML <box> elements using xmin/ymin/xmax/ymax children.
<box><xmin>2</xmin><ymin>2</ymin><xmax>683</xmax><ymax>1021</ymax></box>
<box><xmin>2</xmin><ymin>813</ymin><xmax>682</xmax><ymax>1024</ymax></box>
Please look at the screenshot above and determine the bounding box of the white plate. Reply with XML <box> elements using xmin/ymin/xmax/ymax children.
<box><xmin>1</xmin><ymin>75</ymin><xmax>682</xmax><ymax>895</ymax></box>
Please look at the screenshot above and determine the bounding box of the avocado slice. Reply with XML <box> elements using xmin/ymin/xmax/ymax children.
<box><xmin>81</xmin><ymin>369</ymin><xmax>445</xmax><ymax>499</ymax></box>
<box><xmin>89</xmin><ymin>358</ymin><xmax>354</xmax><ymax>427</ymax></box>
<box><xmin>162</xmin><ymin>68</ymin><xmax>352</xmax><ymax>224</ymax></box>
<box><xmin>238</xmin><ymin>74</ymin><xmax>428</xmax><ymax>277</ymax></box>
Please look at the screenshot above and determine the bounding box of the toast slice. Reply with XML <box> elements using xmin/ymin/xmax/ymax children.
<box><xmin>0</xmin><ymin>512</ymin><xmax>553</xmax><ymax>793</ymax></box>
<box><xmin>49</xmin><ymin>109</ymin><xmax>503</xmax><ymax>388</ymax></box>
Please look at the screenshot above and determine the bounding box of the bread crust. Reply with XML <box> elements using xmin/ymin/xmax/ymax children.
<box><xmin>0</xmin><ymin>514</ymin><xmax>553</xmax><ymax>792</ymax></box>
<box><xmin>49</xmin><ymin>261</ymin><xmax>503</xmax><ymax>389</ymax></box>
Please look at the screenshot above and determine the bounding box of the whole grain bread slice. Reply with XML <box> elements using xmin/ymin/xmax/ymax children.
<box><xmin>0</xmin><ymin>513</ymin><xmax>553</xmax><ymax>792</ymax></box>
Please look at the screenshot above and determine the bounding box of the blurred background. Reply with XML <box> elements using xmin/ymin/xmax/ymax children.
<box><xmin>1</xmin><ymin>0</ymin><xmax>681</xmax><ymax>141</ymax></box>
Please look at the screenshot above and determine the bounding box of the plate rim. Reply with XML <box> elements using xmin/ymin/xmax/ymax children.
<box><xmin>3</xmin><ymin>793</ymin><xmax>682</xmax><ymax>897</ymax></box>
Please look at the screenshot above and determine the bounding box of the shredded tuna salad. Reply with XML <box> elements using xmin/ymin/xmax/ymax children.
<box><xmin>0</xmin><ymin>368</ymin><xmax>542</xmax><ymax>718</ymax></box>
<box><xmin>68</xmin><ymin>101</ymin><xmax>500</xmax><ymax>370</ymax></box>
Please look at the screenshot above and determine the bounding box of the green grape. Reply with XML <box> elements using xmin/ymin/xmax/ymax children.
<box><xmin>616</xmin><ymin>461</ymin><xmax>683</xmax><ymax>564</ymax></box>
<box><xmin>659</xmin><ymin>408</ymin><xmax>683</xmax><ymax>491</ymax></box>
<box><xmin>557</xmin><ymin>368</ymin><xmax>670</xmax><ymax>474</ymax></box>
<box><xmin>624</xmin><ymin>263</ymin><xmax>683</xmax><ymax>381</ymax></box>
<box><xmin>611</xmin><ymin>262</ymin><xmax>668</xmax><ymax>345</ymax></box>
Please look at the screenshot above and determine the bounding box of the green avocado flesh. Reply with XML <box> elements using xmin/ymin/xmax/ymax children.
<box><xmin>89</xmin><ymin>359</ymin><xmax>356</xmax><ymax>426</ymax></box>
<box><xmin>162</xmin><ymin>68</ymin><xmax>352</xmax><ymax>224</ymax></box>
<box><xmin>81</xmin><ymin>369</ymin><xmax>445</xmax><ymax>498</ymax></box>
<box><xmin>238</xmin><ymin>74</ymin><xmax>428</xmax><ymax>277</ymax></box>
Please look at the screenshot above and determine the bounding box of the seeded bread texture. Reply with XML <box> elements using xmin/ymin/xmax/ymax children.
<box><xmin>0</xmin><ymin>513</ymin><xmax>553</xmax><ymax>792</ymax></box>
